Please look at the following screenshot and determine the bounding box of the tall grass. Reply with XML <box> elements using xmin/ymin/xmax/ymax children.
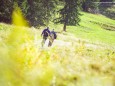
<box><xmin>0</xmin><ymin>7</ymin><xmax>115</xmax><ymax>86</ymax></box>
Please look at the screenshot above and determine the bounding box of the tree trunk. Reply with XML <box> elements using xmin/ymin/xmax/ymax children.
<box><xmin>27</xmin><ymin>0</ymin><xmax>34</xmax><ymax>11</ymax></box>
<box><xmin>27</xmin><ymin>0</ymin><xmax>33</xmax><ymax>6</ymax></box>
<box><xmin>63</xmin><ymin>22</ymin><xmax>66</xmax><ymax>31</ymax></box>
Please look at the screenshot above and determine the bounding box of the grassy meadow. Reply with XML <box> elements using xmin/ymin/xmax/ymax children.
<box><xmin>0</xmin><ymin>11</ymin><xmax>115</xmax><ymax>86</ymax></box>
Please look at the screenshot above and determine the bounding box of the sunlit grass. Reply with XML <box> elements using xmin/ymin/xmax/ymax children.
<box><xmin>48</xmin><ymin>12</ymin><xmax>115</xmax><ymax>46</ymax></box>
<box><xmin>0</xmin><ymin>22</ymin><xmax>115</xmax><ymax>85</ymax></box>
<box><xmin>0</xmin><ymin>8</ymin><xmax>115</xmax><ymax>86</ymax></box>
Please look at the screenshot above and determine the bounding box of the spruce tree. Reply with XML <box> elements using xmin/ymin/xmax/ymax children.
<box><xmin>0</xmin><ymin>0</ymin><xmax>13</xmax><ymax>23</ymax></box>
<box><xmin>54</xmin><ymin>0</ymin><xmax>82</xmax><ymax>31</ymax></box>
<box><xmin>27</xmin><ymin>0</ymin><xmax>58</xmax><ymax>27</ymax></box>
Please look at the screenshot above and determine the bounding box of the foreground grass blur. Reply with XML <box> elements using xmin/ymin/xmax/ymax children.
<box><xmin>0</xmin><ymin>24</ymin><xmax>115</xmax><ymax>86</ymax></box>
<box><xmin>0</xmin><ymin>7</ymin><xmax>115</xmax><ymax>86</ymax></box>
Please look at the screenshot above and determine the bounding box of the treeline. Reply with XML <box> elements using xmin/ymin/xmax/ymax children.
<box><xmin>82</xmin><ymin>0</ymin><xmax>115</xmax><ymax>19</ymax></box>
<box><xmin>82</xmin><ymin>0</ymin><xmax>115</xmax><ymax>12</ymax></box>
<box><xmin>0</xmin><ymin>0</ymin><xmax>115</xmax><ymax>31</ymax></box>
<box><xmin>0</xmin><ymin>0</ymin><xmax>83</xmax><ymax>31</ymax></box>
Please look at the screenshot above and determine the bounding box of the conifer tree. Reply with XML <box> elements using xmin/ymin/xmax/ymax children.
<box><xmin>54</xmin><ymin>0</ymin><xmax>82</xmax><ymax>31</ymax></box>
<box><xmin>0</xmin><ymin>0</ymin><xmax>13</xmax><ymax>23</ymax></box>
<box><xmin>27</xmin><ymin>0</ymin><xmax>58</xmax><ymax>26</ymax></box>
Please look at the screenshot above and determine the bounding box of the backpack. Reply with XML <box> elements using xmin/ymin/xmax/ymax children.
<box><xmin>51</xmin><ymin>31</ymin><xmax>57</xmax><ymax>39</ymax></box>
<box><xmin>44</xmin><ymin>31</ymin><xmax>48</xmax><ymax>37</ymax></box>
<box><xmin>54</xmin><ymin>32</ymin><xmax>57</xmax><ymax>39</ymax></box>
<box><xmin>43</xmin><ymin>29</ymin><xmax>50</xmax><ymax>37</ymax></box>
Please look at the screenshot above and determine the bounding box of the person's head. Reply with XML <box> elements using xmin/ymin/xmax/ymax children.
<box><xmin>47</xmin><ymin>27</ymin><xmax>49</xmax><ymax>29</ymax></box>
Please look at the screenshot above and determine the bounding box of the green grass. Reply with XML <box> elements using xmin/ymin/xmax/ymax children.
<box><xmin>48</xmin><ymin>12</ymin><xmax>115</xmax><ymax>46</ymax></box>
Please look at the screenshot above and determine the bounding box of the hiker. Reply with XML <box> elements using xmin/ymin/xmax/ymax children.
<box><xmin>48</xmin><ymin>29</ymin><xmax>57</xmax><ymax>47</ymax></box>
<box><xmin>41</xmin><ymin>27</ymin><xmax>51</xmax><ymax>47</ymax></box>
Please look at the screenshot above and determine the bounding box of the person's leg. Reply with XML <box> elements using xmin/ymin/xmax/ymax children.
<box><xmin>48</xmin><ymin>36</ymin><xmax>51</xmax><ymax>47</ymax></box>
<box><xmin>48</xmin><ymin>35</ymin><xmax>54</xmax><ymax>47</ymax></box>
<box><xmin>41</xmin><ymin>36</ymin><xmax>47</xmax><ymax>47</ymax></box>
<box><xmin>48</xmin><ymin>35</ymin><xmax>52</xmax><ymax>47</ymax></box>
<box><xmin>48</xmin><ymin>41</ymin><xmax>51</xmax><ymax>47</ymax></box>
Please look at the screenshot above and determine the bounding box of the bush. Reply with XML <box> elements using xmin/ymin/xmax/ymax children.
<box><xmin>105</xmin><ymin>5</ymin><xmax>115</xmax><ymax>19</ymax></box>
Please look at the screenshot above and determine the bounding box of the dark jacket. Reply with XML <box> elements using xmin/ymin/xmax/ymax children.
<box><xmin>51</xmin><ymin>31</ymin><xmax>57</xmax><ymax>39</ymax></box>
<box><xmin>41</xmin><ymin>28</ymin><xmax>50</xmax><ymax>37</ymax></box>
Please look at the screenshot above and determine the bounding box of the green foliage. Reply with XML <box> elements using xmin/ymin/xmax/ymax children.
<box><xmin>0</xmin><ymin>0</ymin><xmax>58</xmax><ymax>26</ymax></box>
<box><xmin>82</xmin><ymin>0</ymin><xmax>100</xmax><ymax>13</ymax></box>
<box><xmin>105</xmin><ymin>5</ymin><xmax>115</xmax><ymax>19</ymax></box>
<box><xmin>18</xmin><ymin>0</ymin><xmax>29</xmax><ymax>15</ymax></box>
<box><xmin>0</xmin><ymin>0</ymin><xmax>29</xmax><ymax>24</ymax></box>
<box><xmin>99</xmin><ymin>1</ymin><xmax>115</xmax><ymax>20</ymax></box>
<box><xmin>100</xmin><ymin>0</ymin><xmax>115</xmax><ymax>2</ymax></box>
<box><xmin>54</xmin><ymin>0</ymin><xmax>82</xmax><ymax>31</ymax></box>
<box><xmin>0</xmin><ymin>0</ymin><xmax>13</xmax><ymax>23</ymax></box>
<box><xmin>26</xmin><ymin>0</ymin><xmax>58</xmax><ymax>26</ymax></box>
<box><xmin>0</xmin><ymin>0</ymin><xmax>85</xmax><ymax>28</ymax></box>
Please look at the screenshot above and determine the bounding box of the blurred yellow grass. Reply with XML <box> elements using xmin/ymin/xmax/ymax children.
<box><xmin>12</xmin><ymin>6</ymin><xmax>28</xmax><ymax>27</ymax></box>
